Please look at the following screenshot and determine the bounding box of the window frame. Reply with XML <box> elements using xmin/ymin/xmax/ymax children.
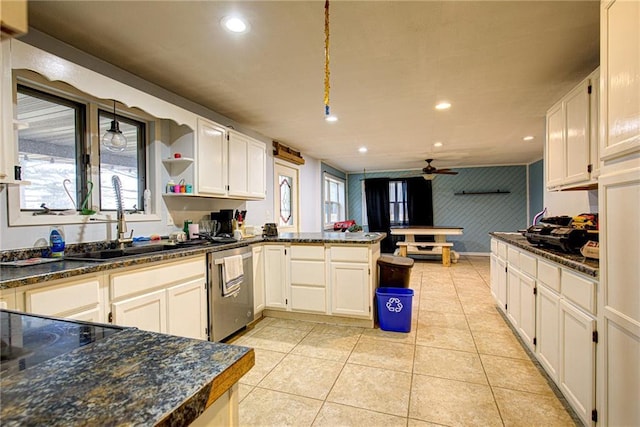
<box><xmin>323</xmin><ymin>172</ymin><xmax>346</xmax><ymax>229</ymax></box>
<box><xmin>7</xmin><ymin>71</ymin><xmax>160</xmax><ymax>227</ymax></box>
<box><xmin>389</xmin><ymin>180</ymin><xmax>408</xmax><ymax>226</ymax></box>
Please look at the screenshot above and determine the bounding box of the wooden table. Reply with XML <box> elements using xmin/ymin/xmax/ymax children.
<box><xmin>390</xmin><ymin>226</ymin><xmax>463</xmax><ymax>266</ymax></box>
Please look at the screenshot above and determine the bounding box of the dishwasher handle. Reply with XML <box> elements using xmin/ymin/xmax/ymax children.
<box><xmin>213</xmin><ymin>251</ymin><xmax>252</xmax><ymax>265</ymax></box>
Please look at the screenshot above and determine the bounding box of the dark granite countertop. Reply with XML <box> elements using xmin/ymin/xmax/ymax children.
<box><xmin>0</xmin><ymin>233</ymin><xmax>383</xmax><ymax>291</ymax></box>
<box><xmin>265</xmin><ymin>231</ymin><xmax>386</xmax><ymax>244</ymax></box>
<box><xmin>0</xmin><ymin>310</ymin><xmax>254</xmax><ymax>426</ymax></box>
<box><xmin>490</xmin><ymin>232</ymin><xmax>599</xmax><ymax>278</ymax></box>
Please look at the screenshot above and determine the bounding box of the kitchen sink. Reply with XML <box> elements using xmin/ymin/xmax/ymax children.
<box><xmin>64</xmin><ymin>244</ymin><xmax>173</xmax><ymax>262</ymax></box>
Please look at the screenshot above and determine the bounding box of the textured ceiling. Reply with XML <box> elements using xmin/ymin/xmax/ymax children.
<box><xmin>26</xmin><ymin>1</ymin><xmax>600</xmax><ymax>173</ymax></box>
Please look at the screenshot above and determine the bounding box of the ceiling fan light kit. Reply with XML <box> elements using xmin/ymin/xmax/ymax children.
<box><xmin>421</xmin><ymin>159</ymin><xmax>458</xmax><ymax>179</ymax></box>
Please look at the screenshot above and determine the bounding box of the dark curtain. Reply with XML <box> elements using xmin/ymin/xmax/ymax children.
<box><xmin>406</xmin><ymin>177</ymin><xmax>434</xmax><ymax>243</ymax></box>
<box><xmin>364</xmin><ymin>178</ymin><xmax>394</xmax><ymax>253</ymax></box>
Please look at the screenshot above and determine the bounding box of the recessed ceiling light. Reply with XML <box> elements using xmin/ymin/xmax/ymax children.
<box><xmin>523</xmin><ymin>135</ymin><xmax>534</xmax><ymax>141</ymax></box>
<box><xmin>221</xmin><ymin>16</ymin><xmax>249</xmax><ymax>33</ymax></box>
<box><xmin>325</xmin><ymin>115</ymin><xmax>338</xmax><ymax>122</ymax></box>
<box><xmin>435</xmin><ymin>102</ymin><xmax>451</xmax><ymax>110</ymax></box>
<box><xmin>358</xmin><ymin>147</ymin><xmax>368</xmax><ymax>153</ymax></box>
<box><xmin>433</xmin><ymin>142</ymin><xmax>443</xmax><ymax>148</ymax></box>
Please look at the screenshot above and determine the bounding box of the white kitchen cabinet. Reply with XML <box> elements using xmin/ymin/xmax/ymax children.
<box><xmin>330</xmin><ymin>262</ymin><xmax>370</xmax><ymax>318</ymax></box>
<box><xmin>490</xmin><ymin>253</ymin><xmax>507</xmax><ymax>313</ymax></box>
<box><xmin>65</xmin><ymin>306</ymin><xmax>104</xmax><ymax>323</ymax></box>
<box><xmin>167</xmin><ymin>278</ymin><xmax>207</xmax><ymax>339</ymax></box>
<box><xmin>559</xmin><ymin>299</ymin><xmax>596</xmax><ymax>426</ymax></box>
<box><xmin>545</xmin><ymin>69</ymin><xmax>600</xmax><ymax>190</ymax></box>
<box><xmin>600</xmin><ymin>0</ymin><xmax>640</xmax><ymax>161</ymax></box>
<box><xmin>506</xmin><ymin>266</ymin><xmax>521</xmax><ymax>327</ymax></box>
<box><xmin>0</xmin><ymin>288</ymin><xmax>17</xmax><ymax>310</ymax></box>
<box><xmin>196</xmin><ymin>117</ymin><xmax>228</xmax><ymax>196</ymax></box>
<box><xmin>109</xmin><ymin>255</ymin><xmax>206</xmax><ymax>337</ymax></box>
<box><xmin>536</xmin><ymin>283</ymin><xmax>560</xmax><ymax>384</ymax></box>
<box><xmin>112</xmin><ymin>289</ymin><xmax>167</xmax><ymax>333</ymax></box>
<box><xmin>0</xmin><ymin>40</ymin><xmax>18</xmax><ymax>184</ymax></box>
<box><xmin>263</xmin><ymin>245</ymin><xmax>288</xmax><ymax>310</ymax></box>
<box><xmin>506</xmin><ymin>264</ymin><xmax>536</xmax><ymax>351</ymax></box>
<box><xmin>25</xmin><ymin>274</ymin><xmax>104</xmax><ymax>321</ymax></box>
<box><xmin>227</xmin><ymin>130</ymin><xmax>266</xmax><ymax>199</ymax></box>
<box><xmin>290</xmin><ymin>245</ymin><xmax>326</xmax><ymax>313</ymax></box>
<box><xmin>252</xmin><ymin>245</ymin><xmax>265</xmax><ymax>317</ymax></box>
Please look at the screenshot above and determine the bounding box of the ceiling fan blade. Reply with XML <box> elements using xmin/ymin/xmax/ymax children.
<box><xmin>436</xmin><ymin>170</ymin><xmax>458</xmax><ymax>175</ymax></box>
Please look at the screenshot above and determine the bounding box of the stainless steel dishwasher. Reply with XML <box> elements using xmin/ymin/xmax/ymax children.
<box><xmin>207</xmin><ymin>245</ymin><xmax>254</xmax><ymax>342</ymax></box>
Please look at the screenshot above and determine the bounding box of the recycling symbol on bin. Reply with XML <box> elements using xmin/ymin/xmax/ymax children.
<box><xmin>386</xmin><ymin>297</ymin><xmax>403</xmax><ymax>313</ymax></box>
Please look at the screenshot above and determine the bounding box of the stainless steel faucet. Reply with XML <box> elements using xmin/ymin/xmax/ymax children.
<box><xmin>112</xmin><ymin>175</ymin><xmax>133</xmax><ymax>249</ymax></box>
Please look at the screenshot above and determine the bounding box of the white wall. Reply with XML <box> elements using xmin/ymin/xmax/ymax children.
<box><xmin>298</xmin><ymin>157</ymin><xmax>322</xmax><ymax>232</ymax></box>
<box><xmin>544</xmin><ymin>188</ymin><xmax>598</xmax><ymax>216</ymax></box>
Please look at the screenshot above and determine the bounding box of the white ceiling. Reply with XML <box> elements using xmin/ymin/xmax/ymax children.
<box><xmin>26</xmin><ymin>1</ymin><xmax>600</xmax><ymax>173</ymax></box>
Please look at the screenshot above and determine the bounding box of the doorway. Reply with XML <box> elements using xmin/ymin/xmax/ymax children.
<box><xmin>274</xmin><ymin>162</ymin><xmax>299</xmax><ymax>232</ymax></box>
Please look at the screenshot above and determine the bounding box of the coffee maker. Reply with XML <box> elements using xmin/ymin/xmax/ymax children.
<box><xmin>211</xmin><ymin>209</ymin><xmax>234</xmax><ymax>237</ymax></box>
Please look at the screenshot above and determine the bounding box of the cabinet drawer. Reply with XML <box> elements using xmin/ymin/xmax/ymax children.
<box><xmin>330</xmin><ymin>246</ymin><xmax>369</xmax><ymax>263</ymax></box>
<box><xmin>26</xmin><ymin>276</ymin><xmax>101</xmax><ymax>316</ymax></box>
<box><xmin>290</xmin><ymin>260</ymin><xmax>325</xmax><ymax>287</ymax></box>
<box><xmin>562</xmin><ymin>270</ymin><xmax>596</xmax><ymax>315</ymax></box>
<box><xmin>519</xmin><ymin>252</ymin><xmax>537</xmax><ymax>277</ymax></box>
<box><xmin>538</xmin><ymin>260</ymin><xmax>561</xmax><ymax>292</ymax></box>
<box><xmin>290</xmin><ymin>245</ymin><xmax>325</xmax><ymax>260</ymax></box>
<box><xmin>497</xmin><ymin>241</ymin><xmax>507</xmax><ymax>259</ymax></box>
<box><xmin>508</xmin><ymin>247</ymin><xmax>520</xmax><ymax>267</ymax></box>
<box><xmin>290</xmin><ymin>286</ymin><xmax>326</xmax><ymax>313</ymax></box>
<box><xmin>111</xmin><ymin>256</ymin><xmax>205</xmax><ymax>300</ymax></box>
<box><xmin>490</xmin><ymin>239</ymin><xmax>498</xmax><ymax>254</ymax></box>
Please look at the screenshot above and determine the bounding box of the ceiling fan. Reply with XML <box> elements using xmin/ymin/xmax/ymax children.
<box><xmin>421</xmin><ymin>159</ymin><xmax>458</xmax><ymax>179</ymax></box>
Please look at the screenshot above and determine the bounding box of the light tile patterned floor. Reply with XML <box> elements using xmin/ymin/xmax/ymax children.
<box><xmin>234</xmin><ymin>256</ymin><xmax>578</xmax><ymax>427</ymax></box>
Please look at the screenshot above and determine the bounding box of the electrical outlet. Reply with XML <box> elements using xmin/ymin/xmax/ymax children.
<box><xmin>166</xmin><ymin>213</ymin><xmax>174</xmax><ymax>226</ymax></box>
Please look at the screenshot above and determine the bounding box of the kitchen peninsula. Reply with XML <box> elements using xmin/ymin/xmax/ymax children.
<box><xmin>0</xmin><ymin>309</ymin><xmax>254</xmax><ymax>426</ymax></box>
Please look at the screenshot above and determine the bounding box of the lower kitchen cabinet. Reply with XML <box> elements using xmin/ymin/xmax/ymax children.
<box><xmin>506</xmin><ymin>266</ymin><xmax>536</xmax><ymax>351</ymax></box>
<box><xmin>559</xmin><ymin>298</ymin><xmax>596</xmax><ymax>425</ymax></box>
<box><xmin>167</xmin><ymin>278</ymin><xmax>207</xmax><ymax>339</ymax></box>
<box><xmin>252</xmin><ymin>245</ymin><xmax>265</xmax><ymax>317</ymax></box>
<box><xmin>330</xmin><ymin>262</ymin><xmax>370</xmax><ymax>318</ymax></box>
<box><xmin>536</xmin><ymin>283</ymin><xmax>560</xmax><ymax>383</ymax></box>
<box><xmin>290</xmin><ymin>245</ymin><xmax>326</xmax><ymax>313</ymax></box>
<box><xmin>490</xmin><ymin>253</ymin><xmax>507</xmax><ymax>312</ymax></box>
<box><xmin>263</xmin><ymin>245</ymin><xmax>288</xmax><ymax>309</ymax></box>
<box><xmin>109</xmin><ymin>255</ymin><xmax>207</xmax><ymax>339</ymax></box>
<box><xmin>112</xmin><ymin>289</ymin><xmax>167</xmax><ymax>333</ymax></box>
<box><xmin>25</xmin><ymin>274</ymin><xmax>104</xmax><ymax>321</ymax></box>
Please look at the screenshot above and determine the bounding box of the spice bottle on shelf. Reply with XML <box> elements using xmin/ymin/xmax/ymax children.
<box><xmin>166</xmin><ymin>179</ymin><xmax>175</xmax><ymax>193</ymax></box>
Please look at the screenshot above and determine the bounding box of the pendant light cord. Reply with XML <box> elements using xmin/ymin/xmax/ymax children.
<box><xmin>324</xmin><ymin>0</ymin><xmax>330</xmax><ymax>116</ymax></box>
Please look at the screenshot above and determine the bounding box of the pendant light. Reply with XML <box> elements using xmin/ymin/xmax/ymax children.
<box><xmin>101</xmin><ymin>100</ymin><xmax>127</xmax><ymax>152</ymax></box>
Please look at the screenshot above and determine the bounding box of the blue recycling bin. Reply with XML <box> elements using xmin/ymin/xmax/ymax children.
<box><xmin>376</xmin><ymin>287</ymin><xmax>414</xmax><ymax>332</ymax></box>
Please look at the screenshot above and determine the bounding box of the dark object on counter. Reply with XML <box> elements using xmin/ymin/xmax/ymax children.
<box><xmin>211</xmin><ymin>210</ymin><xmax>234</xmax><ymax>236</ymax></box>
<box><xmin>376</xmin><ymin>287</ymin><xmax>414</xmax><ymax>332</ymax></box>
<box><xmin>377</xmin><ymin>255</ymin><xmax>414</xmax><ymax>288</ymax></box>
<box><xmin>524</xmin><ymin>224</ymin><xmax>589</xmax><ymax>253</ymax></box>
<box><xmin>539</xmin><ymin>215</ymin><xmax>573</xmax><ymax>226</ymax></box>
<box><xmin>262</xmin><ymin>223</ymin><xmax>278</xmax><ymax>237</ymax></box>
<box><xmin>333</xmin><ymin>220</ymin><xmax>356</xmax><ymax>231</ymax></box>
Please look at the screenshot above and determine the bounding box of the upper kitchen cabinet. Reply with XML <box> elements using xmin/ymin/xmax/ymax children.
<box><xmin>196</xmin><ymin>118</ymin><xmax>228</xmax><ymax>197</ymax></box>
<box><xmin>0</xmin><ymin>0</ymin><xmax>27</xmax><ymax>40</ymax></box>
<box><xmin>545</xmin><ymin>68</ymin><xmax>600</xmax><ymax>191</ymax></box>
<box><xmin>228</xmin><ymin>129</ymin><xmax>266</xmax><ymax>199</ymax></box>
<box><xmin>600</xmin><ymin>0</ymin><xmax>640</xmax><ymax>161</ymax></box>
<box><xmin>0</xmin><ymin>40</ymin><xmax>17</xmax><ymax>184</ymax></box>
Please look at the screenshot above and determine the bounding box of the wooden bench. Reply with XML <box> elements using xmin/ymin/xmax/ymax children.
<box><xmin>396</xmin><ymin>241</ymin><xmax>454</xmax><ymax>267</ymax></box>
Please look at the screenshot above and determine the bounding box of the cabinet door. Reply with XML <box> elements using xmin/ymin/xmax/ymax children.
<box><xmin>247</xmin><ymin>140</ymin><xmax>266</xmax><ymax>198</ymax></box>
<box><xmin>536</xmin><ymin>284</ymin><xmax>560</xmax><ymax>384</ymax></box>
<box><xmin>197</xmin><ymin>118</ymin><xmax>227</xmax><ymax>196</ymax></box>
<box><xmin>546</xmin><ymin>102</ymin><xmax>565</xmax><ymax>189</ymax></box>
<box><xmin>290</xmin><ymin>259</ymin><xmax>326</xmax><ymax>313</ymax></box>
<box><xmin>506</xmin><ymin>267</ymin><xmax>521</xmax><ymax>327</ymax></box>
<box><xmin>264</xmin><ymin>245</ymin><xmax>287</xmax><ymax>309</ymax></box>
<box><xmin>588</xmin><ymin>69</ymin><xmax>600</xmax><ymax>180</ymax></box>
<box><xmin>564</xmin><ymin>79</ymin><xmax>591</xmax><ymax>185</ymax></box>
<box><xmin>112</xmin><ymin>289</ymin><xmax>167</xmax><ymax>333</ymax></box>
<box><xmin>490</xmin><ymin>254</ymin><xmax>507</xmax><ymax>312</ymax></box>
<box><xmin>600</xmin><ymin>0</ymin><xmax>640</xmax><ymax>160</ymax></box>
<box><xmin>252</xmin><ymin>245</ymin><xmax>265</xmax><ymax>315</ymax></box>
<box><xmin>228</xmin><ymin>130</ymin><xmax>249</xmax><ymax>197</ymax></box>
<box><xmin>26</xmin><ymin>275</ymin><xmax>102</xmax><ymax>318</ymax></box>
<box><xmin>66</xmin><ymin>306</ymin><xmax>103</xmax><ymax>323</ymax></box>
<box><xmin>331</xmin><ymin>262</ymin><xmax>370</xmax><ymax>318</ymax></box>
<box><xmin>559</xmin><ymin>299</ymin><xmax>596</xmax><ymax>426</ymax></box>
<box><xmin>167</xmin><ymin>278</ymin><xmax>207</xmax><ymax>340</ymax></box>
<box><xmin>518</xmin><ymin>272</ymin><xmax>536</xmax><ymax>351</ymax></box>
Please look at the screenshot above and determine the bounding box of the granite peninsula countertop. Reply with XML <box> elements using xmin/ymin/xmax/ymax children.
<box><xmin>490</xmin><ymin>232</ymin><xmax>598</xmax><ymax>278</ymax></box>
<box><xmin>0</xmin><ymin>233</ymin><xmax>384</xmax><ymax>290</ymax></box>
<box><xmin>0</xmin><ymin>309</ymin><xmax>254</xmax><ymax>426</ymax></box>
<box><xmin>264</xmin><ymin>231</ymin><xmax>386</xmax><ymax>244</ymax></box>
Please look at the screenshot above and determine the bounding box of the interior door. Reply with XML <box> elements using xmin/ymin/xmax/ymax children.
<box><xmin>274</xmin><ymin>162</ymin><xmax>299</xmax><ymax>232</ymax></box>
